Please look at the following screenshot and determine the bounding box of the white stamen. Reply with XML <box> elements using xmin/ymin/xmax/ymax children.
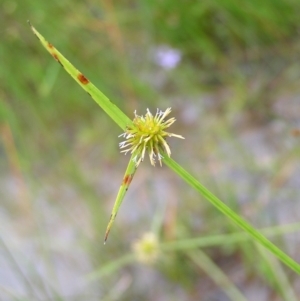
<box><xmin>158</xmin><ymin>153</ymin><xmax>164</xmax><ymax>160</ymax></box>
<box><xmin>126</xmin><ymin>133</ymin><xmax>134</xmax><ymax>139</ymax></box>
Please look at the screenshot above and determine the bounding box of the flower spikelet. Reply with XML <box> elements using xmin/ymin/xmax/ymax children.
<box><xmin>119</xmin><ymin>108</ymin><xmax>184</xmax><ymax>166</ymax></box>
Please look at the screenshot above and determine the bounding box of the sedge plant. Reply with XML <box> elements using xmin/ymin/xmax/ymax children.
<box><xmin>28</xmin><ymin>21</ymin><xmax>300</xmax><ymax>274</ymax></box>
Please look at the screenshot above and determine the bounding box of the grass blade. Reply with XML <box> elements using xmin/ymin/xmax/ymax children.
<box><xmin>28</xmin><ymin>21</ymin><xmax>131</xmax><ymax>131</ymax></box>
<box><xmin>163</xmin><ymin>156</ymin><xmax>300</xmax><ymax>274</ymax></box>
<box><xmin>104</xmin><ymin>153</ymin><xmax>138</xmax><ymax>243</ymax></box>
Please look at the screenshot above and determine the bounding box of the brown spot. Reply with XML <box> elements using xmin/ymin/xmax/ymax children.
<box><xmin>52</xmin><ymin>53</ymin><xmax>59</xmax><ymax>61</ymax></box>
<box><xmin>51</xmin><ymin>53</ymin><xmax>63</xmax><ymax>67</ymax></box>
<box><xmin>123</xmin><ymin>174</ymin><xmax>133</xmax><ymax>186</ymax></box>
<box><xmin>77</xmin><ymin>73</ymin><xmax>89</xmax><ymax>85</ymax></box>
<box><xmin>48</xmin><ymin>42</ymin><xmax>54</xmax><ymax>49</ymax></box>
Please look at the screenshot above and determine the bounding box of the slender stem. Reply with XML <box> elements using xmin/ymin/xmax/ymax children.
<box><xmin>163</xmin><ymin>156</ymin><xmax>300</xmax><ymax>274</ymax></box>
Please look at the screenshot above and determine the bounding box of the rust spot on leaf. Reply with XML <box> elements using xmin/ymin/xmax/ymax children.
<box><xmin>52</xmin><ymin>53</ymin><xmax>59</xmax><ymax>61</ymax></box>
<box><xmin>77</xmin><ymin>73</ymin><xmax>89</xmax><ymax>85</ymax></box>
<box><xmin>51</xmin><ymin>53</ymin><xmax>63</xmax><ymax>67</ymax></box>
<box><xmin>123</xmin><ymin>174</ymin><xmax>133</xmax><ymax>186</ymax></box>
<box><xmin>48</xmin><ymin>42</ymin><xmax>54</xmax><ymax>49</ymax></box>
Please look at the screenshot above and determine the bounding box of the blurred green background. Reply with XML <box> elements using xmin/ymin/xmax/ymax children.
<box><xmin>1</xmin><ymin>0</ymin><xmax>300</xmax><ymax>300</ymax></box>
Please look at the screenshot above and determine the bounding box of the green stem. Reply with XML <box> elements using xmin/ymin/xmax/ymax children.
<box><xmin>164</xmin><ymin>156</ymin><xmax>300</xmax><ymax>274</ymax></box>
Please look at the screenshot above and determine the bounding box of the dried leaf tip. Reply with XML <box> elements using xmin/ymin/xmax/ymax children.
<box><xmin>119</xmin><ymin>107</ymin><xmax>184</xmax><ymax>167</ymax></box>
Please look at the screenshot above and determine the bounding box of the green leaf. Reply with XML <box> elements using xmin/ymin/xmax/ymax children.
<box><xmin>164</xmin><ymin>156</ymin><xmax>300</xmax><ymax>274</ymax></box>
<box><xmin>28</xmin><ymin>21</ymin><xmax>131</xmax><ymax>131</ymax></box>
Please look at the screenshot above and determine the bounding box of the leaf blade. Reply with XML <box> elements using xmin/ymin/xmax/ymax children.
<box><xmin>104</xmin><ymin>153</ymin><xmax>137</xmax><ymax>243</ymax></box>
<box><xmin>163</xmin><ymin>156</ymin><xmax>300</xmax><ymax>274</ymax></box>
<box><xmin>28</xmin><ymin>21</ymin><xmax>131</xmax><ymax>131</ymax></box>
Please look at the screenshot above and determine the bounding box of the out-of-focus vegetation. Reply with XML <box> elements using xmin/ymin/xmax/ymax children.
<box><xmin>1</xmin><ymin>0</ymin><xmax>300</xmax><ymax>300</ymax></box>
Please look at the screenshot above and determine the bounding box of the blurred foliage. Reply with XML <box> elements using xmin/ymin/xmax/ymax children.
<box><xmin>146</xmin><ymin>0</ymin><xmax>300</xmax><ymax>62</ymax></box>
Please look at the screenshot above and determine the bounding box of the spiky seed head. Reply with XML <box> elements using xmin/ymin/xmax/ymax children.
<box><xmin>119</xmin><ymin>108</ymin><xmax>184</xmax><ymax>166</ymax></box>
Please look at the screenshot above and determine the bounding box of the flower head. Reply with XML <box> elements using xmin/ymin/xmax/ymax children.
<box><xmin>119</xmin><ymin>108</ymin><xmax>184</xmax><ymax>166</ymax></box>
<box><xmin>132</xmin><ymin>232</ymin><xmax>160</xmax><ymax>264</ymax></box>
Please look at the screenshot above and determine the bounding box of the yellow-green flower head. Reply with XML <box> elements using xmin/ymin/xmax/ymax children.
<box><xmin>132</xmin><ymin>232</ymin><xmax>160</xmax><ymax>264</ymax></box>
<box><xmin>119</xmin><ymin>108</ymin><xmax>184</xmax><ymax>166</ymax></box>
